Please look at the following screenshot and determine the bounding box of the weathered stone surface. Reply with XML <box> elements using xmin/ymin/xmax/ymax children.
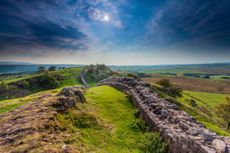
<box><xmin>58</xmin><ymin>86</ymin><xmax>86</xmax><ymax>103</ymax></box>
<box><xmin>212</xmin><ymin>139</ymin><xmax>227</xmax><ymax>152</ymax></box>
<box><xmin>98</xmin><ymin>77</ymin><xmax>230</xmax><ymax>153</ymax></box>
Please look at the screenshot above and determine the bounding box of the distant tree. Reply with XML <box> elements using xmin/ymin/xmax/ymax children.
<box><xmin>37</xmin><ymin>73</ymin><xmax>59</xmax><ymax>89</ymax></box>
<box><xmin>203</xmin><ymin>75</ymin><xmax>210</xmax><ymax>79</ymax></box>
<box><xmin>157</xmin><ymin>79</ymin><xmax>182</xmax><ymax>98</ymax></box>
<box><xmin>216</xmin><ymin>97</ymin><xmax>230</xmax><ymax>129</ymax></box>
<box><xmin>221</xmin><ymin>77</ymin><xmax>229</xmax><ymax>79</ymax></box>
<box><xmin>20</xmin><ymin>80</ymin><xmax>30</xmax><ymax>89</ymax></box>
<box><xmin>48</xmin><ymin>66</ymin><xmax>57</xmax><ymax>71</ymax></box>
<box><xmin>38</xmin><ymin>66</ymin><xmax>46</xmax><ymax>73</ymax></box>
<box><xmin>127</xmin><ymin>73</ymin><xmax>138</xmax><ymax>79</ymax></box>
<box><xmin>157</xmin><ymin>79</ymin><xmax>171</xmax><ymax>88</ymax></box>
<box><xmin>190</xmin><ymin>99</ymin><xmax>197</xmax><ymax>107</ymax></box>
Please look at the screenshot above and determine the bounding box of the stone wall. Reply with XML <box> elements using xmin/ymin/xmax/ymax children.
<box><xmin>98</xmin><ymin>77</ymin><xmax>230</xmax><ymax>153</ymax></box>
<box><xmin>79</xmin><ymin>72</ymin><xmax>90</xmax><ymax>88</ymax></box>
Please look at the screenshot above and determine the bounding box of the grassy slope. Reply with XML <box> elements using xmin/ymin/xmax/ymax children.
<box><xmin>183</xmin><ymin>90</ymin><xmax>229</xmax><ymax>107</ymax></box>
<box><xmin>0</xmin><ymin>67</ymin><xmax>82</xmax><ymax>112</ymax></box>
<box><xmin>57</xmin><ymin>86</ymin><xmax>166</xmax><ymax>153</ymax></box>
<box><xmin>0</xmin><ymin>67</ymin><xmax>82</xmax><ymax>101</ymax></box>
<box><xmin>177</xmin><ymin>90</ymin><xmax>230</xmax><ymax>136</ymax></box>
<box><xmin>4</xmin><ymin>74</ymin><xmax>40</xmax><ymax>83</ymax></box>
<box><xmin>0</xmin><ymin>88</ymin><xmax>60</xmax><ymax>114</ymax></box>
<box><xmin>57</xmin><ymin>67</ymin><xmax>82</xmax><ymax>86</ymax></box>
<box><xmin>2</xmin><ymin>67</ymin><xmax>82</xmax><ymax>86</ymax></box>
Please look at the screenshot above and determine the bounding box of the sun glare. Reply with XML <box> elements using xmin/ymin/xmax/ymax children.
<box><xmin>103</xmin><ymin>14</ymin><xmax>110</xmax><ymax>22</ymax></box>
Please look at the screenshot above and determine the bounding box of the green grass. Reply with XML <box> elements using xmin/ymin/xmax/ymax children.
<box><xmin>0</xmin><ymin>67</ymin><xmax>82</xmax><ymax>101</ymax></box>
<box><xmin>0</xmin><ymin>88</ymin><xmax>60</xmax><ymax>114</ymax></box>
<box><xmin>177</xmin><ymin>90</ymin><xmax>230</xmax><ymax>136</ymax></box>
<box><xmin>183</xmin><ymin>90</ymin><xmax>229</xmax><ymax>107</ymax></box>
<box><xmin>139</xmin><ymin>68</ymin><xmax>204</xmax><ymax>75</ymax></box>
<box><xmin>210</xmin><ymin>75</ymin><xmax>230</xmax><ymax>80</ymax></box>
<box><xmin>57</xmin><ymin>86</ymin><xmax>166</xmax><ymax>153</ymax></box>
<box><xmin>0</xmin><ymin>74</ymin><xmax>38</xmax><ymax>83</ymax></box>
<box><xmin>57</xmin><ymin>67</ymin><xmax>82</xmax><ymax>86</ymax></box>
<box><xmin>1</xmin><ymin>67</ymin><xmax>82</xmax><ymax>86</ymax></box>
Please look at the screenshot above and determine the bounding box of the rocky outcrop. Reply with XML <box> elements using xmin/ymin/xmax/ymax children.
<box><xmin>98</xmin><ymin>77</ymin><xmax>230</xmax><ymax>153</ymax></box>
<box><xmin>0</xmin><ymin>86</ymin><xmax>85</xmax><ymax>153</ymax></box>
<box><xmin>56</xmin><ymin>86</ymin><xmax>86</xmax><ymax>111</ymax></box>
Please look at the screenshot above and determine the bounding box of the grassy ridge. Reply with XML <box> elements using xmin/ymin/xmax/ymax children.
<box><xmin>0</xmin><ymin>67</ymin><xmax>82</xmax><ymax>101</ymax></box>
<box><xmin>57</xmin><ymin>67</ymin><xmax>82</xmax><ymax>86</ymax></box>
<box><xmin>0</xmin><ymin>88</ymin><xmax>60</xmax><ymax>114</ymax></box>
<box><xmin>57</xmin><ymin>86</ymin><xmax>166</xmax><ymax>153</ymax></box>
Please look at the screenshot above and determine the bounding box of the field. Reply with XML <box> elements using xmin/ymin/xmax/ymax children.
<box><xmin>0</xmin><ymin>63</ymin><xmax>229</xmax><ymax>144</ymax></box>
<box><xmin>183</xmin><ymin>90</ymin><xmax>229</xmax><ymax>108</ymax></box>
<box><xmin>111</xmin><ymin>63</ymin><xmax>230</xmax><ymax>74</ymax></box>
<box><xmin>144</xmin><ymin>74</ymin><xmax>230</xmax><ymax>135</ymax></box>
<box><xmin>143</xmin><ymin>75</ymin><xmax>230</xmax><ymax>94</ymax></box>
<box><xmin>139</xmin><ymin>64</ymin><xmax>230</xmax><ymax>136</ymax></box>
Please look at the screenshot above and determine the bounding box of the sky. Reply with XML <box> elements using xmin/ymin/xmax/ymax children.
<box><xmin>0</xmin><ymin>0</ymin><xmax>230</xmax><ymax>65</ymax></box>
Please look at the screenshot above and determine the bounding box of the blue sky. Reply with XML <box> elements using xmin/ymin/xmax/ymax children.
<box><xmin>0</xmin><ymin>0</ymin><xmax>229</xmax><ymax>65</ymax></box>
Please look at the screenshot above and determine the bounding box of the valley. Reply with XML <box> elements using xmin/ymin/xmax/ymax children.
<box><xmin>0</xmin><ymin>64</ymin><xmax>229</xmax><ymax>152</ymax></box>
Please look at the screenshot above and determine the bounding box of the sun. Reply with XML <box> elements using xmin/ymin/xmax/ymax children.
<box><xmin>102</xmin><ymin>14</ymin><xmax>110</xmax><ymax>22</ymax></box>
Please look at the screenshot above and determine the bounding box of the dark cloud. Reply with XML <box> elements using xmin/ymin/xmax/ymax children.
<box><xmin>148</xmin><ymin>0</ymin><xmax>230</xmax><ymax>51</ymax></box>
<box><xmin>0</xmin><ymin>0</ymin><xmax>91</xmax><ymax>56</ymax></box>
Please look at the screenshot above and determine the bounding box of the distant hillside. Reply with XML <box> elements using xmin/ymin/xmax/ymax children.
<box><xmin>0</xmin><ymin>64</ymin><xmax>83</xmax><ymax>74</ymax></box>
<box><xmin>0</xmin><ymin>61</ymin><xmax>32</xmax><ymax>65</ymax></box>
<box><xmin>0</xmin><ymin>67</ymin><xmax>82</xmax><ymax>100</ymax></box>
<box><xmin>110</xmin><ymin>63</ymin><xmax>230</xmax><ymax>74</ymax></box>
<box><xmin>81</xmin><ymin>64</ymin><xmax>115</xmax><ymax>86</ymax></box>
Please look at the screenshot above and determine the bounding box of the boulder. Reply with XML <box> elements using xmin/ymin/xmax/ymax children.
<box><xmin>212</xmin><ymin>139</ymin><xmax>227</xmax><ymax>152</ymax></box>
<box><xmin>58</xmin><ymin>86</ymin><xmax>85</xmax><ymax>103</ymax></box>
<box><xmin>53</xmin><ymin>86</ymin><xmax>86</xmax><ymax>111</ymax></box>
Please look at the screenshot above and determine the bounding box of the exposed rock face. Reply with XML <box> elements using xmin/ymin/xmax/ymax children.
<box><xmin>55</xmin><ymin>86</ymin><xmax>86</xmax><ymax>111</ymax></box>
<box><xmin>98</xmin><ymin>77</ymin><xmax>230</xmax><ymax>153</ymax></box>
<box><xmin>0</xmin><ymin>86</ymin><xmax>85</xmax><ymax>153</ymax></box>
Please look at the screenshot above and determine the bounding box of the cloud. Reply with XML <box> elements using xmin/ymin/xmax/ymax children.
<box><xmin>86</xmin><ymin>0</ymin><xmax>101</xmax><ymax>6</ymax></box>
<box><xmin>87</xmin><ymin>6</ymin><xmax>123</xmax><ymax>28</ymax></box>
<box><xmin>0</xmin><ymin>0</ymin><xmax>97</xmax><ymax>58</ymax></box>
<box><xmin>0</xmin><ymin>0</ymin><xmax>125</xmax><ymax>59</ymax></box>
<box><xmin>88</xmin><ymin>7</ymin><xmax>106</xmax><ymax>21</ymax></box>
<box><xmin>147</xmin><ymin>0</ymin><xmax>230</xmax><ymax>51</ymax></box>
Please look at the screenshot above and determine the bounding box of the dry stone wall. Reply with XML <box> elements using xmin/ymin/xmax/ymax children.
<box><xmin>79</xmin><ymin>72</ymin><xmax>90</xmax><ymax>88</ymax></box>
<box><xmin>98</xmin><ymin>77</ymin><xmax>230</xmax><ymax>153</ymax></box>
